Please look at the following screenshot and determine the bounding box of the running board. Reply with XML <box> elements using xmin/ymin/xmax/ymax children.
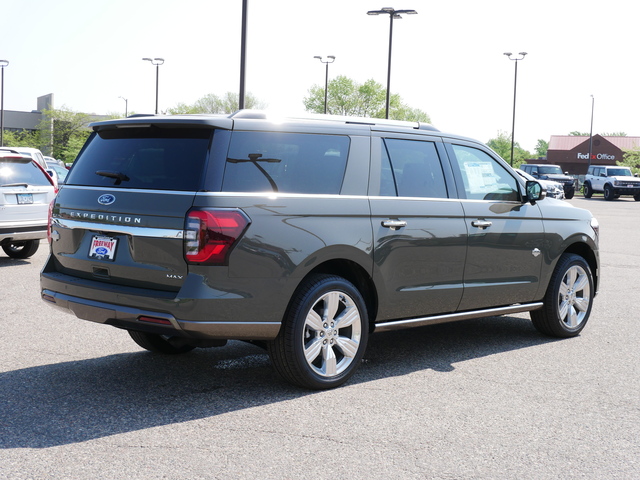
<box><xmin>374</xmin><ymin>302</ymin><xmax>544</xmax><ymax>333</ymax></box>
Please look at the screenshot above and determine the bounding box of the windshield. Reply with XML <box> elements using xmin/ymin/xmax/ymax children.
<box><xmin>606</xmin><ymin>167</ymin><xmax>632</xmax><ymax>176</ymax></box>
<box><xmin>538</xmin><ymin>166</ymin><xmax>563</xmax><ymax>175</ymax></box>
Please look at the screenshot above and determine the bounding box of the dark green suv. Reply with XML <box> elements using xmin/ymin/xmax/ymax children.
<box><xmin>40</xmin><ymin>111</ymin><xmax>600</xmax><ymax>389</ymax></box>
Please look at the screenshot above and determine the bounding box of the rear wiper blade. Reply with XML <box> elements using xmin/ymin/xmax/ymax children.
<box><xmin>96</xmin><ymin>170</ymin><xmax>130</xmax><ymax>185</ymax></box>
<box><xmin>226</xmin><ymin>153</ymin><xmax>281</xmax><ymax>192</ymax></box>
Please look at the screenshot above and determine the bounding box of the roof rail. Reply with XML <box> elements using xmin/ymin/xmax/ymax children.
<box><xmin>229</xmin><ymin>109</ymin><xmax>439</xmax><ymax>131</ymax></box>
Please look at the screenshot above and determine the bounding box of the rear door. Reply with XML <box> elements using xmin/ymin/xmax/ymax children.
<box><xmin>369</xmin><ymin>135</ymin><xmax>467</xmax><ymax>321</ymax></box>
<box><xmin>49</xmin><ymin>124</ymin><xmax>215</xmax><ymax>292</ymax></box>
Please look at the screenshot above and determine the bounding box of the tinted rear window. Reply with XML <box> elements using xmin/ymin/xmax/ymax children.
<box><xmin>222</xmin><ymin>131</ymin><xmax>350</xmax><ymax>194</ymax></box>
<box><xmin>0</xmin><ymin>161</ymin><xmax>51</xmax><ymax>187</ymax></box>
<box><xmin>66</xmin><ymin>127</ymin><xmax>213</xmax><ymax>191</ymax></box>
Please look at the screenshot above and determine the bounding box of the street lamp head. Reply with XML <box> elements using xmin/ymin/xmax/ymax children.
<box><xmin>0</xmin><ymin>60</ymin><xmax>9</xmax><ymax>68</ymax></box>
<box><xmin>367</xmin><ymin>8</ymin><xmax>417</xmax><ymax>17</ymax></box>
<box><xmin>503</xmin><ymin>52</ymin><xmax>513</xmax><ymax>57</ymax></box>
<box><xmin>314</xmin><ymin>56</ymin><xmax>336</xmax><ymax>64</ymax></box>
<box><xmin>519</xmin><ymin>52</ymin><xmax>528</xmax><ymax>56</ymax></box>
<box><xmin>143</xmin><ymin>57</ymin><xmax>164</xmax><ymax>66</ymax></box>
<box><xmin>327</xmin><ymin>55</ymin><xmax>336</xmax><ymax>61</ymax></box>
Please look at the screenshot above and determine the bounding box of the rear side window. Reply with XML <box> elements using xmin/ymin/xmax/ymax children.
<box><xmin>381</xmin><ymin>138</ymin><xmax>448</xmax><ymax>198</ymax></box>
<box><xmin>66</xmin><ymin>127</ymin><xmax>213</xmax><ymax>191</ymax></box>
<box><xmin>222</xmin><ymin>132</ymin><xmax>349</xmax><ymax>194</ymax></box>
<box><xmin>0</xmin><ymin>161</ymin><xmax>51</xmax><ymax>187</ymax></box>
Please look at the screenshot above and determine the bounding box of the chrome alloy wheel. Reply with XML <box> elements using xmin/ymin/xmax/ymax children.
<box><xmin>302</xmin><ymin>291</ymin><xmax>362</xmax><ymax>377</ymax></box>
<box><xmin>558</xmin><ymin>264</ymin><xmax>591</xmax><ymax>329</ymax></box>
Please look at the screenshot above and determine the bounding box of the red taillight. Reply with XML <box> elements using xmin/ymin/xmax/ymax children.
<box><xmin>184</xmin><ymin>209</ymin><xmax>250</xmax><ymax>265</ymax></box>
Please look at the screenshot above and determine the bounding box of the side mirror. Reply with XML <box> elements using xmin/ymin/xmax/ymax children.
<box><xmin>525</xmin><ymin>180</ymin><xmax>544</xmax><ymax>205</ymax></box>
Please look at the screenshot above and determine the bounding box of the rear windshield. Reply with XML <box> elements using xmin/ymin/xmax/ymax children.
<box><xmin>222</xmin><ymin>131</ymin><xmax>350</xmax><ymax>194</ymax></box>
<box><xmin>0</xmin><ymin>161</ymin><xmax>51</xmax><ymax>187</ymax></box>
<box><xmin>65</xmin><ymin>126</ymin><xmax>213</xmax><ymax>191</ymax></box>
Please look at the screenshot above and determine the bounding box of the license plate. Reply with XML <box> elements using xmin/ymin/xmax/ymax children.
<box><xmin>17</xmin><ymin>193</ymin><xmax>33</xmax><ymax>204</ymax></box>
<box><xmin>89</xmin><ymin>235</ymin><xmax>118</xmax><ymax>261</ymax></box>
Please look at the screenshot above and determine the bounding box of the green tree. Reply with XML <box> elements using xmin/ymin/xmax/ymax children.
<box><xmin>619</xmin><ymin>148</ymin><xmax>640</xmax><ymax>175</ymax></box>
<box><xmin>534</xmin><ymin>139</ymin><xmax>548</xmax><ymax>157</ymax></box>
<box><xmin>1</xmin><ymin>129</ymin><xmax>40</xmax><ymax>148</ymax></box>
<box><xmin>569</xmin><ymin>131</ymin><xmax>627</xmax><ymax>136</ymax></box>
<box><xmin>303</xmin><ymin>75</ymin><xmax>431</xmax><ymax>122</ymax></box>
<box><xmin>38</xmin><ymin>107</ymin><xmax>94</xmax><ymax>162</ymax></box>
<box><xmin>167</xmin><ymin>92</ymin><xmax>266</xmax><ymax>115</ymax></box>
<box><xmin>486</xmin><ymin>131</ymin><xmax>531</xmax><ymax>168</ymax></box>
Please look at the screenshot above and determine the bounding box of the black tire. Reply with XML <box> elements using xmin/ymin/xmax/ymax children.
<box><xmin>634</xmin><ymin>194</ymin><xmax>640</xmax><ymax>201</ymax></box>
<box><xmin>565</xmin><ymin>188</ymin><xmax>575</xmax><ymax>200</ymax></box>
<box><xmin>531</xmin><ymin>253</ymin><xmax>594</xmax><ymax>338</ymax></box>
<box><xmin>128</xmin><ymin>331</ymin><xmax>196</xmax><ymax>354</ymax></box>
<box><xmin>2</xmin><ymin>240</ymin><xmax>40</xmax><ymax>259</ymax></box>
<box><xmin>603</xmin><ymin>184</ymin><xmax>615</xmax><ymax>201</ymax></box>
<box><xmin>268</xmin><ymin>274</ymin><xmax>369</xmax><ymax>389</ymax></box>
<box><xmin>583</xmin><ymin>182</ymin><xmax>592</xmax><ymax>198</ymax></box>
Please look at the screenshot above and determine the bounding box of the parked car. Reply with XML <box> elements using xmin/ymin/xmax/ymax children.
<box><xmin>40</xmin><ymin>111</ymin><xmax>600</xmax><ymax>389</ymax></box>
<box><xmin>520</xmin><ymin>164</ymin><xmax>576</xmax><ymax>199</ymax></box>
<box><xmin>0</xmin><ymin>150</ymin><xmax>57</xmax><ymax>258</ymax></box>
<box><xmin>46</xmin><ymin>161</ymin><xmax>68</xmax><ymax>184</ymax></box>
<box><xmin>44</xmin><ymin>156</ymin><xmax>67</xmax><ymax>169</ymax></box>
<box><xmin>583</xmin><ymin>165</ymin><xmax>640</xmax><ymax>201</ymax></box>
<box><xmin>515</xmin><ymin>169</ymin><xmax>565</xmax><ymax>199</ymax></box>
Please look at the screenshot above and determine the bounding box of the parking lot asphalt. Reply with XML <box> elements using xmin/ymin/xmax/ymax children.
<box><xmin>1</xmin><ymin>196</ymin><xmax>638</xmax><ymax>479</ymax></box>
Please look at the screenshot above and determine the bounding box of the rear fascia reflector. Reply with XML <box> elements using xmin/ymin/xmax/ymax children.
<box><xmin>138</xmin><ymin>316</ymin><xmax>173</xmax><ymax>326</ymax></box>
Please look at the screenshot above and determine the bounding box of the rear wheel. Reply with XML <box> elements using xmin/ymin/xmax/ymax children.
<box><xmin>269</xmin><ymin>274</ymin><xmax>369</xmax><ymax>389</ymax></box>
<box><xmin>565</xmin><ymin>188</ymin><xmax>575</xmax><ymax>200</ymax></box>
<box><xmin>128</xmin><ymin>331</ymin><xmax>196</xmax><ymax>354</ymax></box>
<box><xmin>583</xmin><ymin>182</ymin><xmax>592</xmax><ymax>198</ymax></box>
<box><xmin>531</xmin><ymin>253</ymin><xmax>594</xmax><ymax>338</ymax></box>
<box><xmin>2</xmin><ymin>240</ymin><xmax>40</xmax><ymax>259</ymax></box>
<box><xmin>603</xmin><ymin>184</ymin><xmax>615</xmax><ymax>201</ymax></box>
<box><xmin>634</xmin><ymin>194</ymin><xmax>640</xmax><ymax>201</ymax></box>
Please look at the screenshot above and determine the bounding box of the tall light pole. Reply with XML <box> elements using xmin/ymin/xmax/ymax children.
<box><xmin>239</xmin><ymin>0</ymin><xmax>248</xmax><ymax>110</ymax></box>
<box><xmin>504</xmin><ymin>52</ymin><xmax>527</xmax><ymax>166</ymax></box>
<box><xmin>119</xmin><ymin>96</ymin><xmax>128</xmax><ymax>117</ymax></box>
<box><xmin>142</xmin><ymin>57</ymin><xmax>164</xmax><ymax>114</ymax></box>
<box><xmin>313</xmin><ymin>56</ymin><xmax>336</xmax><ymax>114</ymax></box>
<box><xmin>0</xmin><ymin>59</ymin><xmax>8</xmax><ymax>147</ymax></box>
<box><xmin>367</xmin><ymin>7</ymin><xmax>417</xmax><ymax>119</ymax></box>
<box><xmin>588</xmin><ymin>95</ymin><xmax>595</xmax><ymax>171</ymax></box>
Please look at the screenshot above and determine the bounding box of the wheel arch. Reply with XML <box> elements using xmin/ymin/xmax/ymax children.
<box><xmin>562</xmin><ymin>241</ymin><xmax>599</xmax><ymax>294</ymax></box>
<box><xmin>294</xmin><ymin>259</ymin><xmax>378</xmax><ymax>332</ymax></box>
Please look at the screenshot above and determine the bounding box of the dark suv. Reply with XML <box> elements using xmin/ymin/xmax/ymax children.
<box><xmin>41</xmin><ymin>111</ymin><xmax>600</xmax><ymax>389</ymax></box>
<box><xmin>520</xmin><ymin>164</ymin><xmax>576</xmax><ymax>199</ymax></box>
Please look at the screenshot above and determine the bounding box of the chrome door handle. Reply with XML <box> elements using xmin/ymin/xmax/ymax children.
<box><xmin>471</xmin><ymin>220</ymin><xmax>492</xmax><ymax>229</ymax></box>
<box><xmin>381</xmin><ymin>220</ymin><xmax>407</xmax><ymax>230</ymax></box>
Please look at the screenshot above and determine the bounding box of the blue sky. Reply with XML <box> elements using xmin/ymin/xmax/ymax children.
<box><xmin>1</xmin><ymin>0</ymin><xmax>636</xmax><ymax>151</ymax></box>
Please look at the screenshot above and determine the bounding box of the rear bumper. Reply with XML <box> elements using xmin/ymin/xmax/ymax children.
<box><xmin>41</xmin><ymin>287</ymin><xmax>281</xmax><ymax>340</ymax></box>
<box><xmin>0</xmin><ymin>225</ymin><xmax>47</xmax><ymax>243</ymax></box>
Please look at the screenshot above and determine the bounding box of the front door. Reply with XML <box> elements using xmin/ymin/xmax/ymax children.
<box><xmin>445</xmin><ymin>143</ymin><xmax>544</xmax><ymax>311</ymax></box>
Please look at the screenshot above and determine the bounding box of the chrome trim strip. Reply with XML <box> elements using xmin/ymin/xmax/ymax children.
<box><xmin>374</xmin><ymin>302</ymin><xmax>543</xmax><ymax>333</ymax></box>
<box><xmin>52</xmin><ymin>218</ymin><xmax>184</xmax><ymax>238</ymax></box>
<box><xmin>60</xmin><ymin>185</ymin><xmax>197</xmax><ymax>196</ymax></box>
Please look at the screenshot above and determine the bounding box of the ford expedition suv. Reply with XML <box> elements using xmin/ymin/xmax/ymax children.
<box><xmin>40</xmin><ymin>111</ymin><xmax>600</xmax><ymax>389</ymax></box>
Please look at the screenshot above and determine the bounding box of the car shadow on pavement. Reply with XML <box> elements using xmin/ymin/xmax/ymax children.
<box><xmin>0</xmin><ymin>314</ymin><xmax>557</xmax><ymax>449</ymax></box>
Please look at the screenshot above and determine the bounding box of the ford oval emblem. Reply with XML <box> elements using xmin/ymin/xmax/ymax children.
<box><xmin>98</xmin><ymin>194</ymin><xmax>116</xmax><ymax>205</ymax></box>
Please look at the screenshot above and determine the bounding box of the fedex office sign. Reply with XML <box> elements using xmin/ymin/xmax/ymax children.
<box><xmin>577</xmin><ymin>153</ymin><xmax>616</xmax><ymax>160</ymax></box>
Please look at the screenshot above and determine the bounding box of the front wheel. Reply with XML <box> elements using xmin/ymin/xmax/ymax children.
<box><xmin>531</xmin><ymin>253</ymin><xmax>594</xmax><ymax>338</ymax></box>
<box><xmin>128</xmin><ymin>331</ymin><xmax>196</xmax><ymax>354</ymax></box>
<box><xmin>603</xmin><ymin>184</ymin><xmax>615</xmax><ymax>201</ymax></box>
<box><xmin>269</xmin><ymin>274</ymin><xmax>369</xmax><ymax>389</ymax></box>
<box><xmin>2</xmin><ymin>240</ymin><xmax>40</xmax><ymax>259</ymax></box>
<box><xmin>565</xmin><ymin>188</ymin><xmax>575</xmax><ymax>200</ymax></box>
<box><xmin>634</xmin><ymin>194</ymin><xmax>640</xmax><ymax>201</ymax></box>
<box><xmin>583</xmin><ymin>182</ymin><xmax>592</xmax><ymax>198</ymax></box>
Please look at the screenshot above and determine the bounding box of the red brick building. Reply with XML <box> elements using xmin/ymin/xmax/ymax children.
<box><xmin>536</xmin><ymin>135</ymin><xmax>640</xmax><ymax>175</ymax></box>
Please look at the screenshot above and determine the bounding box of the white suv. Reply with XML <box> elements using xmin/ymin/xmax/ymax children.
<box><xmin>583</xmin><ymin>165</ymin><xmax>640</xmax><ymax>201</ymax></box>
<box><xmin>0</xmin><ymin>150</ymin><xmax>56</xmax><ymax>258</ymax></box>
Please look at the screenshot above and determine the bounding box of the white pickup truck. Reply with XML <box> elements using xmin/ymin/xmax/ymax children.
<box><xmin>583</xmin><ymin>165</ymin><xmax>640</xmax><ymax>201</ymax></box>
